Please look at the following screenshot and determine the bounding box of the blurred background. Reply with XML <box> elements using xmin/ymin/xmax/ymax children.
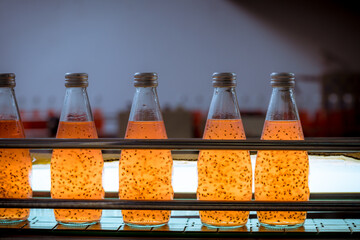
<box><xmin>0</xmin><ymin>0</ymin><xmax>359</xmax><ymax>138</ymax></box>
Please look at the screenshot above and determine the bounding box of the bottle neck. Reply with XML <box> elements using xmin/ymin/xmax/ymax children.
<box><xmin>0</xmin><ymin>87</ymin><xmax>21</xmax><ymax>121</ymax></box>
<box><xmin>265</xmin><ymin>87</ymin><xmax>300</xmax><ymax>121</ymax></box>
<box><xmin>207</xmin><ymin>87</ymin><xmax>241</xmax><ymax>120</ymax></box>
<box><xmin>60</xmin><ymin>87</ymin><xmax>93</xmax><ymax>122</ymax></box>
<box><xmin>129</xmin><ymin>87</ymin><xmax>163</xmax><ymax>122</ymax></box>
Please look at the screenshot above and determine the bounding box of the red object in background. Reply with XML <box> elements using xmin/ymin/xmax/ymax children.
<box><xmin>22</xmin><ymin>108</ymin><xmax>46</xmax><ymax>129</ymax></box>
<box><xmin>19</xmin><ymin>109</ymin><xmax>26</xmax><ymax>121</ymax></box>
<box><xmin>47</xmin><ymin>108</ymin><xmax>60</xmax><ymax>137</ymax></box>
<box><xmin>191</xmin><ymin>110</ymin><xmax>203</xmax><ymax>138</ymax></box>
<box><xmin>313</xmin><ymin>109</ymin><xmax>344</xmax><ymax>137</ymax></box>
<box><xmin>32</xmin><ymin>109</ymin><xmax>41</xmax><ymax>120</ymax></box>
<box><xmin>343</xmin><ymin>108</ymin><xmax>356</xmax><ymax>136</ymax></box>
<box><xmin>299</xmin><ymin>110</ymin><xmax>312</xmax><ymax>137</ymax></box>
<box><xmin>23</xmin><ymin>120</ymin><xmax>47</xmax><ymax>129</ymax></box>
<box><xmin>47</xmin><ymin>109</ymin><xmax>56</xmax><ymax>118</ymax></box>
<box><xmin>93</xmin><ymin>108</ymin><xmax>104</xmax><ymax>137</ymax></box>
<box><xmin>314</xmin><ymin>109</ymin><xmax>328</xmax><ymax>137</ymax></box>
<box><xmin>327</xmin><ymin>110</ymin><xmax>344</xmax><ymax>137</ymax></box>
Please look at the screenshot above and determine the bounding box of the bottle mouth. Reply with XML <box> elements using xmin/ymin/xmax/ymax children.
<box><xmin>134</xmin><ymin>72</ymin><xmax>158</xmax><ymax>87</ymax></box>
<box><xmin>0</xmin><ymin>73</ymin><xmax>16</xmax><ymax>88</ymax></box>
<box><xmin>212</xmin><ymin>72</ymin><xmax>236</xmax><ymax>87</ymax></box>
<box><xmin>65</xmin><ymin>73</ymin><xmax>89</xmax><ymax>87</ymax></box>
<box><xmin>270</xmin><ymin>72</ymin><xmax>295</xmax><ymax>87</ymax></box>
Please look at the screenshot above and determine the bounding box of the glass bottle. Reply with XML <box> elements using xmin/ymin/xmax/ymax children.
<box><xmin>0</xmin><ymin>73</ymin><xmax>32</xmax><ymax>223</ymax></box>
<box><xmin>119</xmin><ymin>72</ymin><xmax>173</xmax><ymax>227</ymax></box>
<box><xmin>51</xmin><ymin>73</ymin><xmax>104</xmax><ymax>225</ymax></box>
<box><xmin>255</xmin><ymin>72</ymin><xmax>309</xmax><ymax>228</ymax></box>
<box><xmin>197</xmin><ymin>72</ymin><xmax>252</xmax><ymax>228</ymax></box>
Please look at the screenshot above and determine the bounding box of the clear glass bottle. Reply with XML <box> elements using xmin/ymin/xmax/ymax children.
<box><xmin>255</xmin><ymin>72</ymin><xmax>309</xmax><ymax>228</ymax></box>
<box><xmin>0</xmin><ymin>73</ymin><xmax>32</xmax><ymax>223</ymax></box>
<box><xmin>119</xmin><ymin>72</ymin><xmax>173</xmax><ymax>227</ymax></box>
<box><xmin>197</xmin><ymin>72</ymin><xmax>252</xmax><ymax>228</ymax></box>
<box><xmin>51</xmin><ymin>73</ymin><xmax>104</xmax><ymax>225</ymax></box>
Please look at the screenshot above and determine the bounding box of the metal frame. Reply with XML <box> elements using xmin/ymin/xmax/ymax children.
<box><xmin>0</xmin><ymin>198</ymin><xmax>359</xmax><ymax>211</ymax></box>
<box><xmin>0</xmin><ymin>137</ymin><xmax>359</xmax><ymax>151</ymax></box>
<box><xmin>0</xmin><ymin>137</ymin><xmax>359</xmax><ymax>212</ymax></box>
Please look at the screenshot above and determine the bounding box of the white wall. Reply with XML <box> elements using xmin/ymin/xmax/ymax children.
<box><xmin>0</xmin><ymin>0</ymin><xmax>359</xmax><ymax>115</ymax></box>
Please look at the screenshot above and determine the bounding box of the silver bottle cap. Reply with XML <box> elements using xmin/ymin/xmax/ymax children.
<box><xmin>134</xmin><ymin>72</ymin><xmax>158</xmax><ymax>87</ymax></box>
<box><xmin>271</xmin><ymin>72</ymin><xmax>295</xmax><ymax>87</ymax></box>
<box><xmin>65</xmin><ymin>73</ymin><xmax>89</xmax><ymax>87</ymax></box>
<box><xmin>0</xmin><ymin>73</ymin><xmax>16</xmax><ymax>88</ymax></box>
<box><xmin>212</xmin><ymin>72</ymin><xmax>236</xmax><ymax>87</ymax></box>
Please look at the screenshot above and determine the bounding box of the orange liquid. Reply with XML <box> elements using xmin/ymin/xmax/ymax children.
<box><xmin>0</xmin><ymin>120</ymin><xmax>32</xmax><ymax>222</ymax></box>
<box><xmin>197</xmin><ymin>119</ymin><xmax>252</xmax><ymax>227</ymax></box>
<box><xmin>255</xmin><ymin>120</ymin><xmax>309</xmax><ymax>227</ymax></box>
<box><xmin>119</xmin><ymin>121</ymin><xmax>173</xmax><ymax>226</ymax></box>
<box><xmin>51</xmin><ymin>121</ymin><xmax>104</xmax><ymax>224</ymax></box>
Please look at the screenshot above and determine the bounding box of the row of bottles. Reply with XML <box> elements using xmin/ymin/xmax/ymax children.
<box><xmin>0</xmin><ymin>72</ymin><xmax>309</xmax><ymax>229</ymax></box>
<box><xmin>197</xmin><ymin>72</ymin><xmax>309</xmax><ymax>228</ymax></box>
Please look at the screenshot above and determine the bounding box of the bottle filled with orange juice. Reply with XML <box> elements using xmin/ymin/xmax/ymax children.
<box><xmin>51</xmin><ymin>73</ymin><xmax>104</xmax><ymax>225</ymax></box>
<box><xmin>255</xmin><ymin>72</ymin><xmax>309</xmax><ymax>228</ymax></box>
<box><xmin>197</xmin><ymin>72</ymin><xmax>252</xmax><ymax>228</ymax></box>
<box><xmin>0</xmin><ymin>73</ymin><xmax>32</xmax><ymax>223</ymax></box>
<box><xmin>119</xmin><ymin>72</ymin><xmax>173</xmax><ymax>227</ymax></box>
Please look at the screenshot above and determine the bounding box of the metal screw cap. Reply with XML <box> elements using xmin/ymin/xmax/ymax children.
<box><xmin>212</xmin><ymin>72</ymin><xmax>236</xmax><ymax>87</ymax></box>
<box><xmin>134</xmin><ymin>72</ymin><xmax>158</xmax><ymax>87</ymax></box>
<box><xmin>0</xmin><ymin>73</ymin><xmax>16</xmax><ymax>88</ymax></box>
<box><xmin>270</xmin><ymin>72</ymin><xmax>295</xmax><ymax>87</ymax></box>
<box><xmin>65</xmin><ymin>73</ymin><xmax>89</xmax><ymax>87</ymax></box>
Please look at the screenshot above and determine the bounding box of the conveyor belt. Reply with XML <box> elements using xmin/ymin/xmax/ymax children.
<box><xmin>0</xmin><ymin>210</ymin><xmax>359</xmax><ymax>238</ymax></box>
